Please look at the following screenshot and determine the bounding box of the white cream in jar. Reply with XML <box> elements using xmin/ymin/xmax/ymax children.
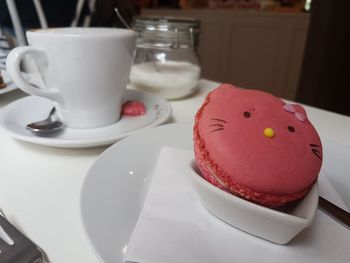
<box><xmin>129</xmin><ymin>60</ymin><xmax>201</xmax><ymax>100</ymax></box>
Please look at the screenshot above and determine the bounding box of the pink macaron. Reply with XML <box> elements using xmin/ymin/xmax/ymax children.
<box><xmin>193</xmin><ymin>83</ymin><xmax>323</xmax><ymax>208</ymax></box>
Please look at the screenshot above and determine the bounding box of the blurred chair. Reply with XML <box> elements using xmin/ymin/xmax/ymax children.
<box><xmin>0</xmin><ymin>0</ymin><xmax>139</xmax><ymax>77</ymax></box>
<box><xmin>0</xmin><ymin>0</ymin><xmax>93</xmax><ymax>46</ymax></box>
<box><xmin>0</xmin><ymin>0</ymin><xmax>140</xmax><ymax>46</ymax></box>
<box><xmin>90</xmin><ymin>0</ymin><xmax>140</xmax><ymax>28</ymax></box>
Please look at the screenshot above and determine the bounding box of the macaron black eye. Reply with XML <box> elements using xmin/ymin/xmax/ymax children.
<box><xmin>288</xmin><ymin>126</ymin><xmax>295</xmax><ymax>132</ymax></box>
<box><xmin>243</xmin><ymin>111</ymin><xmax>251</xmax><ymax>118</ymax></box>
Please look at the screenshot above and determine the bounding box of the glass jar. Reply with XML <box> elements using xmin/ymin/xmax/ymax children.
<box><xmin>130</xmin><ymin>16</ymin><xmax>201</xmax><ymax>100</ymax></box>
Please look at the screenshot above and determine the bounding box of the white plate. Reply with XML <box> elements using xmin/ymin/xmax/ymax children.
<box><xmin>0</xmin><ymin>89</ymin><xmax>172</xmax><ymax>148</ymax></box>
<box><xmin>0</xmin><ymin>81</ymin><xmax>17</xmax><ymax>95</ymax></box>
<box><xmin>80</xmin><ymin>123</ymin><xmax>193</xmax><ymax>263</ymax></box>
<box><xmin>80</xmin><ymin>123</ymin><xmax>350</xmax><ymax>263</ymax></box>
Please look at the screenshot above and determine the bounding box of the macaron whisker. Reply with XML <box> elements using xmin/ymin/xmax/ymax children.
<box><xmin>211</xmin><ymin>118</ymin><xmax>227</xmax><ymax>123</ymax></box>
<box><xmin>309</xmin><ymin>143</ymin><xmax>320</xmax><ymax>147</ymax></box>
<box><xmin>210</xmin><ymin>124</ymin><xmax>224</xmax><ymax>127</ymax></box>
<box><xmin>311</xmin><ymin>148</ymin><xmax>322</xmax><ymax>160</ymax></box>
<box><xmin>210</xmin><ymin>127</ymin><xmax>224</xmax><ymax>133</ymax></box>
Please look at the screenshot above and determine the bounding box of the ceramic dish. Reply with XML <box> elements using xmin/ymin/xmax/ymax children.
<box><xmin>189</xmin><ymin>161</ymin><xmax>319</xmax><ymax>244</ymax></box>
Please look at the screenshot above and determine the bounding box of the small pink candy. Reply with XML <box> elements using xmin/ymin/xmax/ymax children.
<box><xmin>295</xmin><ymin>112</ymin><xmax>306</xmax><ymax>122</ymax></box>
<box><xmin>121</xmin><ymin>100</ymin><xmax>146</xmax><ymax>117</ymax></box>
<box><xmin>283</xmin><ymin>103</ymin><xmax>295</xmax><ymax>113</ymax></box>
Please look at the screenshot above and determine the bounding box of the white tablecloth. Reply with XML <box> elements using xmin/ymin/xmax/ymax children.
<box><xmin>0</xmin><ymin>79</ymin><xmax>350</xmax><ymax>263</ymax></box>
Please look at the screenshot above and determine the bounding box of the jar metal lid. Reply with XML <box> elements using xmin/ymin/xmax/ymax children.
<box><xmin>132</xmin><ymin>16</ymin><xmax>200</xmax><ymax>33</ymax></box>
<box><xmin>132</xmin><ymin>16</ymin><xmax>201</xmax><ymax>48</ymax></box>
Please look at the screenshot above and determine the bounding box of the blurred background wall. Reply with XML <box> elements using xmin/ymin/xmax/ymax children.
<box><xmin>297</xmin><ymin>0</ymin><xmax>350</xmax><ymax>116</ymax></box>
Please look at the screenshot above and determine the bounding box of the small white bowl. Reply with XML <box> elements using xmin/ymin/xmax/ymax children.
<box><xmin>189</xmin><ymin>161</ymin><xmax>319</xmax><ymax>244</ymax></box>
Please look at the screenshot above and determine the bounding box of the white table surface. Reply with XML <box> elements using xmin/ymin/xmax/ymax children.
<box><xmin>0</xmin><ymin>79</ymin><xmax>350</xmax><ymax>263</ymax></box>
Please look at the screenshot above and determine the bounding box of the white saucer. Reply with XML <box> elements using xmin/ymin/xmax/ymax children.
<box><xmin>0</xmin><ymin>89</ymin><xmax>172</xmax><ymax>148</ymax></box>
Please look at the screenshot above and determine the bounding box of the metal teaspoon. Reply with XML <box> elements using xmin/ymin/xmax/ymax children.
<box><xmin>26</xmin><ymin>107</ymin><xmax>64</xmax><ymax>135</ymax></box>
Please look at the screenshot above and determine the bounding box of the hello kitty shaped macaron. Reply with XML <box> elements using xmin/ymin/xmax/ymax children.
<box><xmin>193</xmin><ymin>84</ymin><xmax>323</xmax><ymax>208</ymax></box>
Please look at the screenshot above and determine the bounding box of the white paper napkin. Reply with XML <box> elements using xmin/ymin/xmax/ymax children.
<box><xmin>125</xmin><ymin>146</ymin><xmax>350</xmax><ymax>263</ymax></box>
<box><xmin>318</xmin><ymin>168</ymin><xmax>349</xmax><ymax>212</ymax></box>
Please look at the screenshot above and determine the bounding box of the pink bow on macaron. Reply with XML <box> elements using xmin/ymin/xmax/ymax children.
<box><xmin>283</xmin><ymin>103</ymin><xmax>307</xmax><ymax>122</ymax></box>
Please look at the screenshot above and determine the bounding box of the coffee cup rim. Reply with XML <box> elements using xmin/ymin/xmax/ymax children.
<box><xmin>27</xmin><ymin>27</ymin><xmax>135</xmax><ymax>38</ymax></box>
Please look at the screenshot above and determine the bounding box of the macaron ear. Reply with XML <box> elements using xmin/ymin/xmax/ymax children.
<box><xmin>220</xmin><ymin>83</ymin><xmax>242</xmax><ymax>90</ymax></box>
<box><xmin>220</xmin><ymin>83</ymin><xmax>243</xmax><ymax>93</ymax></box>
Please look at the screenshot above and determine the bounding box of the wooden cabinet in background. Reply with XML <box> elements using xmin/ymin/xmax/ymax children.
<box><xmin>141</xmin><ymin>9</ymin><xmax>310</xmax><ymax>100</ymax></box>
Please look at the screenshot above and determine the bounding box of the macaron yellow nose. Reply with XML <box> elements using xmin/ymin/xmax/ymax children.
<box><xmin>264</xmin><ymin>128</ymin><xmax>275</xmax><ymax>138</ymax></box>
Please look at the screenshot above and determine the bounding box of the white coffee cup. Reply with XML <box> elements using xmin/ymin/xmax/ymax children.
<box><xmin>6</xmin><ymin>27</ymin><xmax>136</xmax><ymax>129</ymax></box>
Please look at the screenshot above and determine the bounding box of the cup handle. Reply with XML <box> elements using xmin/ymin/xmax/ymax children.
<box><xmin>6</xmin><ymin>46</ymin><xmax>63</xmax><ymax>103</ymax></box>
